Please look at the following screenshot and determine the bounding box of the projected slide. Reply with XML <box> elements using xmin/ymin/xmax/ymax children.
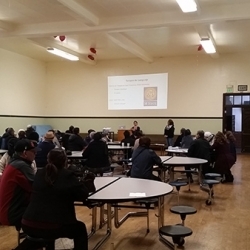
<box><xmin>108</xmin><ymin>73</ymin><xmax>168</xmax><ymax>110</ymax></box>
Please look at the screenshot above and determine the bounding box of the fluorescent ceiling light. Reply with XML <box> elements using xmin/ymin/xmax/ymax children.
<box><xmin>200</xmin><ymin>38</ymin><xmax>216</xmax><ymax>54</ymax></box>
<box><xmin>47</xmin><ymin>47</ymin><xmax>79</xmax><ymax>61</ymax></box>
<box><xmin>176</xmin><ymin>0</ymin><xmax>197</xmax><ymax>13</ymax></box>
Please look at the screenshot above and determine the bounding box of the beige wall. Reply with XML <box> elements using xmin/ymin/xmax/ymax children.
<box><xmin>2</xmin><ymin>49</ymin><xmax>250</xmax><ymax>135</ymax></box>
<box><xmin>45</xmin><ymin>52</ymin><xmax>250</xmax><ymax>133</ymax></box>
<box><xmin>0</xmin><ymin>49</ymin><xmax>46</xmax><ymax>116</ymax></box>
<box><xmin>0</xmin><ymin>49</ymin><xmax>47</xmax><ymax>132</ymax></box>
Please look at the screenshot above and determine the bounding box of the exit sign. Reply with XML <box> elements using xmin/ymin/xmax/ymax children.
<box><xmin>238</xmin><ymin>85</ymin><xmax>248</xmax><ymax>91</ymax></box>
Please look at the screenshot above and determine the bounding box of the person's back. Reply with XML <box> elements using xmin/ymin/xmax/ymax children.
<box><xmin>131</xmin><ymin>137</ymin><xmax>161</xmax><ymax>181</ymax></box>
<box><xmin>181</xmin><ymin>129</ymin><xmax>193</xmax><ymax>149</ymax></box>
<box><xmin>35</xmin><ymin>132</ymin><xmax>55</xmax><ymax>168</ymax></box>
<box><xmin>188</xmin><ymin>138</ymin><xmax>211</xmax><ymax>162</ymax></box>
<box><xmin>21</xmin><ymin>149</ymin><xmax>93</xmax><ymax>250</ymax></box>
<box><xmin>0</xmin><ymin>140</ymin><xmax>36</xmax><ymax>227</ymax></box>
<box><xmin>68</xmin><ymin>128</ymin><xmax>85</xmax><ymax>151</ymax></box>
<box><xmin>82</xmin><ymin>133</ymin><xmax>110</xmax><ymax>169</ymax></box>
<box><xmin>121</xmin><ymin>130</ymin><xmax>135</xmax><ymax>146</ymax></box>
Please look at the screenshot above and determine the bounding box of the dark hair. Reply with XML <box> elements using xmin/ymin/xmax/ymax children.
<box><xmin>197</xmin><ymin>130</ymin><xmax>204</xmax><ymax>139</ymax></box>
<box><xmin>185</xmin><ymin>129</ymin><xmax>191</xmax><ymax>136</ymax></box>
<box><xmin>180</xmin><ymin>128</ymin><xmax>185</xmax><ymax>135</ymax></box>
<box><xmin>48</xmin><ymin>129</ymin><xmax>55</xmax><ymax>134</ymax></box>
<box><xmin>93</xmin><ymin>132</ymin><xmax>102</xmax><ymax>141</ymax></box>
<box><xmin>88</xmin><ymin>129</ymin><xmax>95</xmax><ymax>135</ymax></box>
<box><xmin>139</xmin><ymin>137</ymin><xmax>151</xmax><ymax>148</ymax></box>
<box><xmin>73</xmin><ymin>127</ymin><xmax>80</xmax><ymax>134</ymax></box>
<box><xmin>7</xmin><ymin>128</ymin><xmax>14</xmax><ymax>135</ymax></box>
<box><xmin>8</xmin><ymin>138</ymin><xmax>19</xmax><ymax>157</ymax></box>
<box><xmin>27</xmin><ymin>131</ymin><xmax>39</xmax><ymax>142</ymax></box>
<box><xmin>134</xmin><ymin>130</ymin><xmax>142</xmax><ymax>138</ymax></box>
<box><xmin>123</xmin><ymin>130</ymin><xmax>130</xmax><ymax>138</ymax></box>
<box><xmin>18</xmin><ymin>131</ymin><xmax>26</xmax><ymax>139</ymax></box>
<box><xmin>45</xmin><ymin>149</ymin><xmax>67</xmax><ymax>186</ymax></box>
<box><xmin>168</xmin><ymin>119</ymin><xmax>174</xmax><ymax>126</ymax></box>
<box><xmin>134</xmin><ymin>120</ymin><xmax>138</xmax><ymax>124</ymax></box>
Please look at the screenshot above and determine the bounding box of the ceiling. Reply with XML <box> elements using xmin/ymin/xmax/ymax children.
<box><xmin>0</xmin><ymin>0</ymin><xmax>250</xmax><ymax>64</ymax></box>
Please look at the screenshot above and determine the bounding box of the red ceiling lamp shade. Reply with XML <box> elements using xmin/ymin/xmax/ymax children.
<box><xmin>59</xmin><ymin>35</ymin><xmax>66</xmax><ymax>42</ymax></box>
<box><xmin>197</xmin><ymin>44</ymin><xmax>203</xmax><ymax>51</ymax></box>
<box><xmin>90</xmin><ymin>47</ymin><xmax>96</xmax><ymax>54</ymax></box>
<box><xmin>53</xmin><ymin>35</ymin><xmax>66</xmax><ymax>42</ymax></box>
<box><xmin>88</xmin><ymin>54</ymin><xmax>95</xmax><ymax>60</ymax></box>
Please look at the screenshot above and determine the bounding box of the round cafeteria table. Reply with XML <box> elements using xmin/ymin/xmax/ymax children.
<box><xmin>88</xmin><ymin>177</ymin><xmax>173</xmax><ymax>250</ymax></box>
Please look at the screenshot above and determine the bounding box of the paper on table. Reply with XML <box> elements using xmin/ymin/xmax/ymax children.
<box><xmin>129</xmin><ymin>193</ymin><xmax>146</xmax><ymax>197</ymax></box>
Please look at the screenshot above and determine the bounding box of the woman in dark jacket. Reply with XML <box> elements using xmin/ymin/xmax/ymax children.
<box><xmin>164</xmin><ymin>119</ymin><xmax>175</xmax><ymax>147</ymax></box>
<box><xmin>212</xmin><ymin>132</ymin><xmax>235</xmax><ymax>183</ymax></box>
<box><xmin>225</xmin><ymin>131</ymin><xmax>237</xmax><ymax>164</ymax></box>
<box><xmin>68</xmin><ymin>127</ymin><xmax>86</xmax><ymax>151</ymax></box>
<box><xmin>21</xmin><ymin>149</ymin><xmax>93</xmax><ymax>250</ymax></box>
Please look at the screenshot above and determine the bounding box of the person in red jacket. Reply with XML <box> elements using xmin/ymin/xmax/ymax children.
<box><xmin>0</xmin><ymin>139</ymin><xmax>37</xmax><ymax>228</ymax></box>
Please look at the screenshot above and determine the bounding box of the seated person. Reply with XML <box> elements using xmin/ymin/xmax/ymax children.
<box><xmin>20</xmin><ymin>149</ymin><xmax>94</xmax><ymax>250</ymax></box>
<box><xmin>82</xmin><ymin>132</ymin><xmax>110</xmax><ymax>174</ymax></box>
<box><xmin>48</xmin><ymin>129</ymin><xmax>61</xmax><ymax>148</ymax></box>
<box><xmin>84</xmin><ymin>129</ymin><xmax>95</xmax><ymax>145</ymax></box>
<box><xmin>188</xmin><ymin>130</ymin><xmax>211</xmax><ymax>181</ymax></box>
<box><xmin>35</xmin><ymin>131</ymin><xmax>55</xmax><ymax>168</ymax></box>
<box><xmin>65</xmin><ymin>125</ymin><xmax>74</xmax><ymax>134</ymax></box>
<box><xmin>121</xmin><ymin>130</ymin><xmax>135</xmax><ymax>146</ymax></box>
<box><xmin>25</xmin><ymin>125</ymin><xmax>35</xmax><ymax>138</ymax></box>
<box><xmin>225</xmin><ymin>130</ymin><xmax>237</xmax><ymax>164</ymax></box>
<box><xmin>212</xmin><ymin>132</ymin><xmax>235</xmax><ymax>183</ymax></box>
<box><xmin>101</xmin><ymin>130</ymin><xmax>111</xmax><ymax>143</ymax></box>
<box><xmin>68</xmin><ymin>127</ymin><xmax>86</xmax><ymax>151</ymax></box>
<box><xmin>131</xmin><ymin>137</ymin><xmax>162</xmax><ymax>181</ymax></box>
<box><xmin>181</xmin><ymin>129</ymin><xmax>193</xmax><ymax>148</ymax></box>
<box><xmin>204</xmin><ymin>131</ymin><xmax>215</xmax><ymax>146</ymax></box>
<box><xmin>174</xmin><ymin>128</ymin><xmax>185</xmax><ymax>147</ymax></box>
<box><xmin>132</xmin><ymin>131</ymin><xmax>143</xmax><ymax>151</ymax></box>
<box><xmin>2</xmin><ymin>127</ymin><xmax>15</xmax><ymax>150</ymax></box>
<box><xmin>0</xmin><ymin>139</ymin><xmax>37</xmax><ymax>228</ymax></box>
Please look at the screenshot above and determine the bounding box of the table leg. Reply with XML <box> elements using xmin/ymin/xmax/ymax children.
<box><xmin>88</xmin><ymin>206</ymin><xmax>97</xmax><ymax>239</ymax></box>
<box><xmin>92</xmin><ymin>203</ymin><xmax>112</xmax><ymax>250</ymax></box>
<box><xmin>198</xmin><ymin>164</ymin><xmax>202</xmax><ymax>184</ymax></box>
<box><xmin>158</xmin><ymin>196</ymin><xmax>165</xmax><ymax>228</ymax></box>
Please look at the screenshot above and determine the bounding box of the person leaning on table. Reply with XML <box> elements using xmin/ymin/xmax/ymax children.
<box><xmin>131</xmin><ymin>137</ymin><xmax>162</xmax><ymax>181</ymax></box>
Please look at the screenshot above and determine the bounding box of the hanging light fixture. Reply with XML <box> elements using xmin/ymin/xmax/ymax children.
<box><xmin>47</xmin><ymin>48</ymin><xmax>79</xmax><ymax>61</ymax></box>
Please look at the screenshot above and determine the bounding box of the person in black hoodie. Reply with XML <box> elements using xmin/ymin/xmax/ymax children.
<box><xmin>174</xmin><ymin>128</ymin><xmax>185</xmax><ymax>147</ymax></box>
<box><xmin>2</xmin><ymin>127</ymin><xmax>15</xmax><ymax>150</ymax></box>
<box><xmin>20</xmin><ymin>149</ymin><xmax>93</xmax><ymax>250</ymax></box>
<box><xmin>82</xmin><ymin>132</ymin><xmax>110</xmax><ymax>174</ymax></box>
<box><xmin>68</xmin><ymin>127</ymin><xmax>86</xmax><ymax>151</ymax></box>
<box><xmin>164</xmin><ymin>119</ymin><xmax>175</xmax><ymax>147</ymax></box>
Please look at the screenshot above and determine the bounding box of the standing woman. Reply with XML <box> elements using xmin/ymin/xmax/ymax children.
<box><xmin>164</xmin><ymin>119</ymin><xmax>175</xmax><ymax>147</ymax></box>
<box><xmin>212</xmin><ymin>132</ymin><xmax>235</xmax><ymax>183</ymax></box>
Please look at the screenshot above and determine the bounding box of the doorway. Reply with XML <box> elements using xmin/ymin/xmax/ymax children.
<box><xmin>223</xmin><ymin>93</ymin><xmax>250</xmax><ymax>152</ymax></box>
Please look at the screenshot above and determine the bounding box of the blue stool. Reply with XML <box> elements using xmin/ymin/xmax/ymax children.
<box><xmin>159</xmin><ymin>225</ymin><xmax>193</xmax><ymax>249</ymax></box>
<box><xmin>169</xmin><ymin>181</ymin><xmax>188</xmax><ymax>205</ymax></box>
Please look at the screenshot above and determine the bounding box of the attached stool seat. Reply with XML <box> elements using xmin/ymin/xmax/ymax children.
<box><xmin>159</xmin><ymin>225</ymin><xmax>193</xmax><ymax>249</ymax></box>
<box><xmin>202</xmin><ymin>177</ymin><xmax>220</xmax><ymax>205</ymax></box>
<box><xmin>15</xmin><ymin>236</ymin><xmax>55</xmax><ymax>250</ymax></box>
<box><xmin>136</xmin><ymin>198</ymin><xmax>158</xmax><ymax>233</ymax></box>
<box><xmin>169</xmin><ymin>181</ymin><xmax>188</xmax><ymax>205</ymax></box>
<box><xmin>170</xmin><ymin>206</ymin><xmax>197</xmax><ymax>226</ymax></box>
<box><xmin>205</xmin><ymin>173</ymin><xmax>221</xmax><ymax>179</ymax></box>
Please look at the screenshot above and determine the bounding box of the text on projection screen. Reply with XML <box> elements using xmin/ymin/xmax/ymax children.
<box><xmin>108</xmin><ymin>73</ymin><xmax>168</xmax><ymax>110</ymax></box>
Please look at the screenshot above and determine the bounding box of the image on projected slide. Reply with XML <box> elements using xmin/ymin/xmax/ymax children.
<box><xmin>144</xmin><ymin>87</ymin><xmax>157</xmax><ymax>106</ymax></box>
<box><xmin>108</xmin><ymin>73</ymin><xmax>168</xmax><ymax>110</ymax></box>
